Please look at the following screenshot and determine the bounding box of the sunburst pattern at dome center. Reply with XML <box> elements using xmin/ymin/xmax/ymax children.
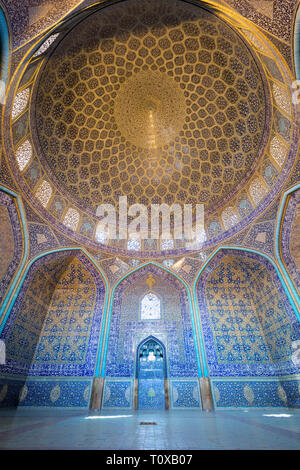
<box><xmin>114</xmin><ymin>70</ymin><xmax>186</xmax><ymax>150</ymax></box>
<box><xmin>33</xmin><ymin>0</ymin><xmax>268</xmax><ymax>218</ymax></box>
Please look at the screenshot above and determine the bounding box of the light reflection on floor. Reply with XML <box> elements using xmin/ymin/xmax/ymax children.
<box><xmin>0</xmin><ymin>408</ymin><xmax>299</xmax><ymax>450</ymax></box>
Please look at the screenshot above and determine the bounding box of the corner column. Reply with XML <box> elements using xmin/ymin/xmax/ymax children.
<box><xmin>199</xmin><ymin>377</ymin><xmax>214</xmax><ymax>411</ymax></box>
<box><xmin>90</xmin><ymin>377</ymin><xmax>105</xmax><ymax>410</ymax></box>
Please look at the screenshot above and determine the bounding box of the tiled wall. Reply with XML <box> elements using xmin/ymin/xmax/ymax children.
<box><xmin>104</xmin><ymin>265</ymin><xmax>199</xmax><ymax>408</ymax></box>
<box><xmin>0</xmin><ymin>251</ymin><xmax>106</xmax><ymax>407</ymax></box>
<box><xmin>102</xmin><ymin>379</ymin><xmax>133</xmax><ymax>409</ymax></box>
<box><xmin>211</xmin><ymin>376</ymin><xmax>300</xmax><ymax>408</ymax></box>
<box><xmin>196</xmin><ymin>250</ymin><xmax>299</xmax><ymax>378</ymax></box>
<box><xmin>281</xmin><ymin>189</ymin><xmax>300</xmax><ymax>290</ymax></box>
<box><xmin>170</xmin><ymin>380</ymin><xmax>201</xmax><ymax>408</ymax></box>
<box><xmin>0</xmin><ymin>376</ymin><xmax>92</xmax><ymax>407</ymax></box>
<box><xmin>0</xmin><ymin>191</ymin><xmax>23</xmax><ymax>307</ymax></box>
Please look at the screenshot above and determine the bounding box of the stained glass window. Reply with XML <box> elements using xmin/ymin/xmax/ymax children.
<box><xmin>141</xmin><ymin>292</ymin><xmax>161</xmax><ymax>320</ymax></box>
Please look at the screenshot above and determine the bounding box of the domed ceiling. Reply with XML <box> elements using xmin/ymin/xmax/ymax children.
<box><xmin>33</xmin><ymin>0</ymin><xmax>267</xmax><ymax>217</ymax></box>
<box><xmin>6</xmin><ymin>0</ymin><xmax>296</xmax><ymax>257</ymax></box>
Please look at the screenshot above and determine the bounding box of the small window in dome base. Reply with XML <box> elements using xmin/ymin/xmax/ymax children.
<box><xmin>63</xmin><ymin>208</ymin><xmax>80</xmax><ymax>231</ymax></box>
<box><xmin>127</xmin><ymin>238</ymin><xmax>141</xmax><ymax>251</ymax></box>
<box><xmin>161</xmin><ymin>238</ymin><xmax>174</xmax><ymax>250</ymax></box>
<box><xmin>35</xmin><ymin>180</ymin><xmax>52</xmax><ymax>208</ymax></box>
<box><xmin>141</xmin><ymin>292</ymin><xmax>161</xmax><ymax>320</ymax></box>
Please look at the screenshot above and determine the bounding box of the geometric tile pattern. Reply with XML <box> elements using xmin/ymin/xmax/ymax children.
<box><xmin>34</xmin><ymin>0</ymin><xmax>266</xmax><ymax>217</ymax></box>
<box><xmin>105</xmin><ymin>264</ymin><xmax>198</xmax><ymax>379</ymax></box>
<box><xmin>196</xmin><ymin>250</ymin><xmax>299</xmax><ymax>377</ymax></box>
<box><xmin>170</xmin><ymin>379</ymin><xmax>201</xmax><ymax>408</ymax></box>
<box><xmin>102</xmin><ymin>379</ymin><xmax>132</xmax><ymax>408</ymax></box>
<box><xmin>0</xmin><ymin>251</ymin><xmax>106</xmax><ymax>378</ymax></box>
<box><xmin>0</xmin><ymin>376</ymin><xmax>92</xmax><ymax>408</ymax></box>
<box><xmin>0</xmin><ymin>191</ymin><xmax>23</xmax><ymax>307</ymax></box>
<box><xmin>281</xmin><ymin>189</ymin><xmax>300</xmax><ymax>290</ymax></box>
<box><xmin>211</xmin><ymin>376</ymin><xmax>300</xmax><ymax>408</ymax></box>
<box><xmin>138</xmin><ymin>379</ymin><xmax>165</xmax><ymax>409</ymax></box>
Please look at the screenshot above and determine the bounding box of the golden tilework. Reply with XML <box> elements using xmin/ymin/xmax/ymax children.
<box><xmin>5</xmin><ymin>256</ymin><xmax>97</xmax><ymax>366</ymax></box>
<box><xmin>0</xmin><ymin>206</ymin><xmax>15</xmax><ymax>284</ymax></box>
<box><xmin>5</xmin><ymin>257</ymin><xmax>70</xmax><ymax>364</ymax></box>
<box><xmin>205</xmin><ymin>255</ymin><xmax>295</xmax><ymax>364</ymax></box>
<box><xmin>33</xmin><ymin>0</ymin><xmax>267</xmax><ymax>216</ymax></box>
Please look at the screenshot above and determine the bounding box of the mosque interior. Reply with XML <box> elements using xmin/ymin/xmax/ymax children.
<box><xmin>0</xmin><ymin>0</ymin><xmax>299</xmax><ymax>451</ymax></box>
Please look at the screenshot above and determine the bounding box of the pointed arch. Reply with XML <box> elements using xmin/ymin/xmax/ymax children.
<box><xmin>98</xmin><ymin>261</ymin><xmax>204</xmax><ymax>378</ymax></box>
<box><xmin>0</xmin><ymin>248</ymin><xmax>109</xmax><ymax>382</ymax></box>
<box><xmin>0</xmin><ymin>185</ymin><xmax>28</xmax><ymax>325</ymax></box>
<box><xmin>0</xmin><ymin>5</ymin><xmax>10</xmax><ymax>105</ymax></box>
<box><xmin>193</xmin><ymin>246</ymin><xmax>300</xmax><ymax>378</ymax></box>
<box><xmin>0</xmin><ymin>247</ymin><xmax>109</xmax><ymax>380</ymax></box>
<box><xmin>293</xmin><ymin>2</ymin><xmax>300</xmax><ymax>80</ymax></box>
<box><xmin>193</xmin><ymin>246</ymin><xmax>300</xmax><ymax>323</ymax></box>
<box><xmin>275</xmin><ymin>183</ymin><xmax>300</xmax><ymax>308</ymax></box>
<box><xmin>135</xmin><ymin>335</ymin><xmax>167</xmax><ymax>379</ymax></box>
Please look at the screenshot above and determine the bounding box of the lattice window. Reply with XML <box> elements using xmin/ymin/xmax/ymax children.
<box><xmin>127</xmin><ymin>238</ymin><xmax>141</xmax><ymax>251</ymax></box>
<box><xmin>270</xmin><ymin>135</ymin><xmax>288</xmax><ymax>167</ymax></box>
<box><xmin>33</xmin><ymin>33</ymin><xmax>60</xmax><ymax>57</ymax></box>
<box><xmin>249</xmin><ymin>178</ymin><xmax>268</xmax><ymax>206</ymax></box>
<box><xmin>12</xmin><ymin>88</ymin><xmax>30</xmax><ymax>120</ymax></box>
<box><xmin>221</xmin><ymin>207</ymin><xmax>240</xmax><ymax>231</ymax></box>
<box><xmin>95</xmin><ymin>222</ymin><xmax>109</xmax><ymax>244</ymax></box>
<box><xmin>273</xmin><ymin>82</ymin><xmax>291</xmax><ymax>116</ymax></box>
<box><xmin>161</xmin><ymin>238</ymin><xmax>174</xmax><ymax>250</ymax></box>
<box><xmin>35</xmin><ymin>180</ymin><xmax>52</xmax><ymax>207</ymax></box>
<box><xmin>63</xmin><ymin>208</ymin><xmax>80</xmax><ymax>231</ymax></box>
<box><xmin>141</xmin><ymin>292</ymin><xmax>161</xmax><ymax>320</ymax></box>
<box><xmin>16</xmin><ymin>139</ymin><xmax>32</xmax><ymax>171</ymax></box>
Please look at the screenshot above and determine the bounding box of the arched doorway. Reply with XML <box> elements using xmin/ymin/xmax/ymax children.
<box><xmin>136</xmin><ymin>336</ymin><xmax>168</xmax><ymax>409</ymax></box>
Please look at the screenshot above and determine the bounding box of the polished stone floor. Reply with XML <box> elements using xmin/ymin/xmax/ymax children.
<box><xmin>0</xmin><ymin>408</ymin><xmax>299</xmax><ymax>450</ymax></box>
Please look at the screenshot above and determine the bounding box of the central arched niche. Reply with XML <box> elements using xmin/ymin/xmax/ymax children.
<box><xmin>0</xmin><ymin>251</ymin><xmax>106</xmax><ymax>408</ymax></box>
<box><xmin>136</xmin><ymin>335</ymin><xmax>167</xmax><ymax>409</ymax></box>
<box><xmin>103</xmin><ymin>264</ymin><xmax>200</xmax><ymax>409</ymax></box>
<box><xmin>196</xmin><ymin>249</ymin><xmax>300</xmax><ymax>408</ymax></box>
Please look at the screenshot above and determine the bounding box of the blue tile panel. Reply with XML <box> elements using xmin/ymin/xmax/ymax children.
<box><xmin>0</xmin><ymin>251</ymin><xmax>106</xmax><ymax>377</ymax></box>
<box><xmin>102</xmin><ymin>379</ymin><xmax>132</xmax><ymax>408</ymax></box>
<box><xmin>196</xmin><ymin>250</ymin><xmax>300</xmax><ymax>377</ymax></box>
<box><xmin>0</xmin><ymin>376</ymin><xmax>92</xmax><ymax>408</ymax></box>
<box><xmin>138</xmin><ymin>379</ymin><xmax>165</xmax><ymax>409</ymax></box>
<box><xmin>105</xmin><ymin>265</ymin><xmax>198</xmax><ymax>379</ymax></box>
<box><xmin>211</xmin><ymin>377</ymin><xmax>300</xmax><ymax>408</ymax></box>
<box><xmin>170</xmin><ymin>380</ymin><xmax>201</xmax><ymax>408</ymax></box>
